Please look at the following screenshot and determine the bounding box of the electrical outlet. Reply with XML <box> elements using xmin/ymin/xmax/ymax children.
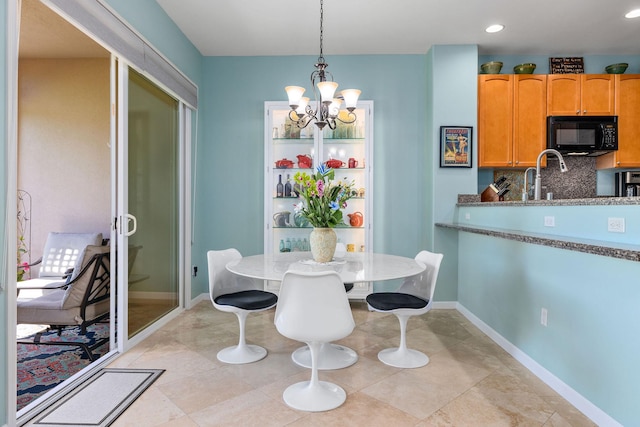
<box><xmin>607</xmin><ymin>217</ymin><xmax>625</xmax><ymax>233</ymax></box>
<box><xmin>544</xmin><ymin>216</ymin><xmax>555</xmax><ymax>227</ymax></box>
<box><xmin>540</xmin><ymin>308</ymin><xmax>548</xmax><ymax>326</ymax></box>
<box><xmin>465</xmin><ymin>213</ymin><xmax>471</xmax><ymax>220</ymax></box>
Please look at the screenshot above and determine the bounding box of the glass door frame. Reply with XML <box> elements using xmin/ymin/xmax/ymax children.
<box><xmin>114</xmin><ymin>60</ymin><xmax>191</xmax><ymax>352</ymax></box>
<box><xmin>9</xmin><ymin>5</ymin><xmax>195</xmax><ymax>423</ymax></box>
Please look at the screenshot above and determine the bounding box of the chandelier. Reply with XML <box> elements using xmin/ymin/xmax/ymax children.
<box><xmin>284</xmin><ymin>0</ymin><xmax>361</xmax><ymax>130</ymax></box>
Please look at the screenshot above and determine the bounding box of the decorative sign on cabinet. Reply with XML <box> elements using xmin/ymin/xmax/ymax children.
<box><xmin>264</xmin><ymin>101</ymin><xmax>374</xmax><ymax>299</ymax></box>
<box><xmin>549</xmin><ymin>57</ymin><xmax>584</xmax><ymax>74</ymax></box>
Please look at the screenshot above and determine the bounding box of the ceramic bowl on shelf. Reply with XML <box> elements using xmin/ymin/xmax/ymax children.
<box><xmin>480</xmin><ymin>61</ymin><xmax>503</xmax><ymax>74</ymax></box>
<box><xmin>513</xmin><ymin>63</ymin><xmax>536</xmax><ymax>74</ymax></box>
<box><xmin>605</xmin><ymin>63</ymin><xmax>628</xmax><ymax>74</ymax></box>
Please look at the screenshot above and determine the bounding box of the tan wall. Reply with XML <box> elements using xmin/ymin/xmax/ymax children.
<box><xmin>18</xmin><ymin>58</ymin><xmax>111</xmax><ymax>269</ymax></box>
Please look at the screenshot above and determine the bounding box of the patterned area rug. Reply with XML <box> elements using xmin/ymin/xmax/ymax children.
<box><xmin>17</xmin><ymin>324</ymin><xmax>109</xmax><ymax>411</ymax></box>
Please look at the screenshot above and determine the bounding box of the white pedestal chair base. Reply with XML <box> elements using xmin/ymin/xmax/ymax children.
<box><xmin>378</xmin><ymin>347</ymin><xmax>429</xmax><ymax>368</ymax></box>
<box><xmin>217</xmin><ymin>344</ymin><xmax>267</xmax><ymax>364</ymax></box>
<box><xmin>283</xmin><ymin>380</ymin><xmax>347</xmax><ymax>412</ymax></box>
<box><xmin>291</xmin><ymin>343</ymin><xmax>358</xmax><ymax>370</ymax></box>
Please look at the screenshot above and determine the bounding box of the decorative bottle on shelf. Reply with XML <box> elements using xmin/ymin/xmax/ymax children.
<box><xmin>276</xmin><ymin>174</ymin><xmax>283</xmax><ymax>198</ymax></box>
<box><xmin>284</xmin><ymin>174</ymin><xmax>292</xmax><ymax>197</ymax></box>
<box><xmin>293</xmin><ymin>181</ymin><xmax>301</xmax><ymax>198</ymax></box>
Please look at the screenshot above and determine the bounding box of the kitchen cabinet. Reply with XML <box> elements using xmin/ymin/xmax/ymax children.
<box><xmin>264</xmin><ymin>101</ymin><xmax>373</xmax><ymax>299</ymax></box>
<box><xmin>478</xmin><ymin>75</ymin><xmax>546</xmax><ymax>168</ymax></box>
<box><xmin>596</xmin><ymin>74</ymin><xmax>640</xmax><ymax>169</ymax></box>
<box><xmin>478</xmin><ymin>75</ymin><xmax>512</xmax><ymax>167</ymax></box>
<box><xmin>547</xmin><ymin>74</ymin><xmax>615</xmax><ymax>116</ymax></box>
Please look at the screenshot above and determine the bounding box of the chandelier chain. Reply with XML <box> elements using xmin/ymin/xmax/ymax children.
<box><xmin>318</xmin><ymin>0</ymin><xmax>324</xmax><ymax>62</ymax></box>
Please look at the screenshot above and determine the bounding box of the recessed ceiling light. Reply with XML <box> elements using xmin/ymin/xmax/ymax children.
<box><xmin>485</xmin><ymin>24</ymin><xmax>505</xmax><ymax>33</ymax></box>
<box><xmin>625</xmin><ymin>9</ymin><xmax>640</xmax><ymax>18</ymax></box>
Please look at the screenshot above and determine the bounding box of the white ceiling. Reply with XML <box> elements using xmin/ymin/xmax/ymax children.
<box><xmin>156</xmin><ymin>0</ymin><xmax>640</xmax><ymax>56</ymax></box>
<box><xmin>19</xmin><ymin>0</ymin><xmax>640</xmax><ymax>59</ymax></box>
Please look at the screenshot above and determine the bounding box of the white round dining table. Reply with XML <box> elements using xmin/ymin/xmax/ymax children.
<box><xmin>226</xmin><ymin>251</ymin><xmax>426</xmax><ymax>370</ymax></box>
<box><xmin>225</xmin><ymin>251</ymin><xmax>426</xmax><ymax>284</ymax></box>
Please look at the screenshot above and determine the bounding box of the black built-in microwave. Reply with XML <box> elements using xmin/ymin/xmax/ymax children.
<box><xmin>547</xmin><ymin>116</ymin><xmax>618</xmax><ymax>156</ymax></box>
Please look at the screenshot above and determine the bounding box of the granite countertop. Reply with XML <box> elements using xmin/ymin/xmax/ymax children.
<box><xmin>435</xmin><ymin>222</ymin><xmax>640</xmax><ymax>262</ymax></box>
<box><xmin>457</xmin><ymin>195</ymin><xmax>640</xmax><ymax>207</ymax></box>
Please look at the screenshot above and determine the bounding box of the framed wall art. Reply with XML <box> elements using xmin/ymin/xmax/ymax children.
<box><xmin>440</xmin><ymin>126</ymin><xmax>472</xmax><ymax>168</ymax></box>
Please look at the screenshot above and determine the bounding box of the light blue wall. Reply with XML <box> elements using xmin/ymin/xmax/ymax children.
<box><xmin>191</xmin><ymin>55</ymin><xmax>430</xmax><ymax>296</ymax></box>
<box><xmin>455</xmin><ymin>203</ymin><xmax>640</xmax><ymax>425</ymax></box>
<box><xmin>104</xmin><ymin>0</ymin><xmax>202</xmax><ymax>86</ymax></box>
<box><xmin>1</xmin><ymin>3</ymin><xmax>8</xmax><ymax>423</ymax></box>
<box><xmin>457</xmin><ymin>203</ymin><xmax>640</xmax><ymax>244</ymax></box>
<box><xmin>428</xmin><ymin>45</ymin><xmax>479</xmax><ymax>302</ymax></box>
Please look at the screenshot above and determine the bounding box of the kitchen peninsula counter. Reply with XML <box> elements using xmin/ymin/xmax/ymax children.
<box><xmin>456</xmin><ymin>195</ymin><xmax>640</xmax><ymax>207</ymax></box>
<box><xmin>436</xmin><ymin>222</ymin><xmax>640</xmax><ymax>262</ymax></box>
<box><xmin>436</xmin><ymin>195</ymin><xmax>640</xmax><ymax>262</ymax></box>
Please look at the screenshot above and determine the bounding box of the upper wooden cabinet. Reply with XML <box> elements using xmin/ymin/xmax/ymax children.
<box><xmin>478</xmin><ymin>75</ymin><xmax>546</xmax><ymax>168</ymax></box>
<box><xmin>513</xmin><ymin>75</ymin><xmax>547</xmax><ymax>167</ymax></box>
<box><xmin>478</xmin><ymin>75</ymin><xmax>513</xmax><ymax>167</ymax></box>
<box><xmin>547</xmin><ymin>74</ymin><xmax>615</xmax><ymax>116</ymax></box>
<box><xmin>596</xmin><ymin>74</ymin><xmax>640</xmax><ymax>169</ymax></box>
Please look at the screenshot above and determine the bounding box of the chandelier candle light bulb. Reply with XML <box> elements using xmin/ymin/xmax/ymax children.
<box><xmin>341</xmin><ymin>89</ymin><xmax>361</xmax><ymax>111</ymax></box>
<box><xmin>295</xmin><ymin>97</ymin><xmax>309</xmax><ymax>117</ymax></box>
<box><xmin>318</xmin><ymin>81</ymin><xmax>338</xmax><ymax>103</ymax></box>
<box><xmin>285</xmin><ymin>86</ymin><xmax>305</xmax><ymax>109</ymax></box>
<box><xmin>329</xmin><ymin>98</ymin><xmax>341</xmax><ymax>117</ymax></box>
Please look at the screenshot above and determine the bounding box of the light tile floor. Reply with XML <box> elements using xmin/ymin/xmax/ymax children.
<box><xmin>108</xmin><ymin>301</ymin><xmax>595</xmax><ymax>426</ymax></box>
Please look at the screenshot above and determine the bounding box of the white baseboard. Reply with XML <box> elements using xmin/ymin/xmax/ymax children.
<box><xmin>433</xmin><ymin>301</ymin><xmax>458</xmax><ymax>309</ymax></box>
<box><xmin>457</xmin><ymin>303</ymin><xmax>622</xmax><ymax>427</ymax></box>
<box><xmin>190</xmin><ymin>293</ymin><xmax>209</xmax><ymax>306</ymax></box>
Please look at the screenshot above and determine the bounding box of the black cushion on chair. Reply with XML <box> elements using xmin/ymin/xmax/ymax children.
<box><xmin>366</xmin><ymin>292</ymin><xmax>428</xmax><ymax>311</ymax></box>
<box><xmin>215</xmin><ymin>290</ymin><xmax>278</xmax><ymax>310</ymax></box>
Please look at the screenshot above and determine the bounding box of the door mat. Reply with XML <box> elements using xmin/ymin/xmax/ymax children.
<box><xmin>32</xmin><ymin>368</ymin><xmax>164</xmax><ymax>427</ymax></box>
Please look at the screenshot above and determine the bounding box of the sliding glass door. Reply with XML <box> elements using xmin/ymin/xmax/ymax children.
<box><xmin>118</xmin><ymin>66</ymin><xmax>181</xmax><ymax>340</ymax></box>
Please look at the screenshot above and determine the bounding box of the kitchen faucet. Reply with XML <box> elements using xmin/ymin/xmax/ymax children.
<box><xmin>522</xmin><ymin>167</ymin><xmax>536</xmax><ymax>201</ymax></box>
<box><xmin>534</xmin><ymin>149</ymin><xmax>568</xmax><ymax>200</ymax></box>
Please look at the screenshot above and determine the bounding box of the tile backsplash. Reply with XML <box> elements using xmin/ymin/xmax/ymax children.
<box><xmin>494</xmin><ymin>157</ymin><xmax>596</xmax><ymax>201</ymax></box>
